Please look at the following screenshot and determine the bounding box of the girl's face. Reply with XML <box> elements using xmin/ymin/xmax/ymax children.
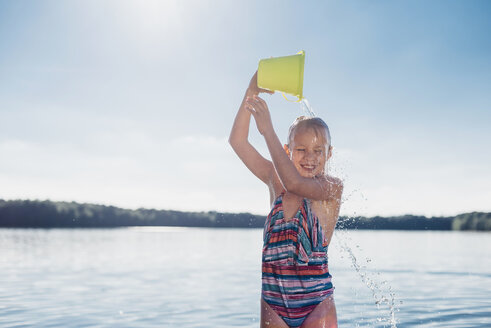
<box><xmin>287</xmin><ymin>127</ymin><xmax>332</xmax><ymax>178</ymax></box>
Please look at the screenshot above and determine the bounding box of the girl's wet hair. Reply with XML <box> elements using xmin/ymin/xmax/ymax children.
<box><xmin>287</xmin><ymin>116</ymin><xmax>331</xmax><ymax>147</ymax></box>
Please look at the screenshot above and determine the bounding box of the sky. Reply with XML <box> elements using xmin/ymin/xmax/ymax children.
<box><xmin>0</xmin><ymin>0</ymin><xmax>490</xmax><ymax>217</ymax></box>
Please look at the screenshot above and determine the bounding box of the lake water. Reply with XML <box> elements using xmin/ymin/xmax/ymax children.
<box><xmin>0</xmin><ymin>228</ymin><xmax>490</xmax><ymax>327</ymax></box>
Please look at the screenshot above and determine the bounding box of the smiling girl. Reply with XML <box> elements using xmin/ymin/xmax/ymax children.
<box><xmin>229</xmin><ymin>72</ymin><xmax>343</xmax><ymax>328</ymax></box>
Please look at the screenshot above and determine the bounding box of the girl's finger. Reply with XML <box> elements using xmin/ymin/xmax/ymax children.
<box><xmin>245</xmin><ymin>99</ymin><xmax>257</xmax><ymax>110</ymax></box>
<box><xmin>245</xmin><ymin>102</ymin><xmax>255</xmax><ymax>110</ymax></box>
<box><xmin>254</xmin><ymin>97</ymin><xmax>268</xmax><ymax>109</ymax></box>
<box><xmin>250</xmin><ymin>99</ymin><xmax>265</xmax><ymax>113</ymax></box>
<box><xmin>253</xmin><ymin>95</ymin><xmax>265</xmax><ymax>103</ymax></box>
<box><xmin>252</xmin><ymin>96</ymin><xmax>266</xmax><ymax>106</ymax></box>
<box><xmin>250</xmin><ymin>97</ymin><xmax>260</xmax><ymax>105</ymax></box>
<box><xmin>255</xmin><ymin>96</ymin><xmax>266</xmax><ymax>104</ymax></box>
<box><xmin>259</xmin><ymin>88</ymin><xmax>274</xmax><ymax>95</ymax></box>
<box><xmin>245</xmin><ymin>105</ymin><xmax>257</xmax><ymax>116</ymax></box>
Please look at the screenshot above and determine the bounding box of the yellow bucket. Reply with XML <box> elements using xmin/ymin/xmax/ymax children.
<box><xmin>257</xmin><ymin>50</ymin><xmax>305</xmax><ymax>101</ymax></box>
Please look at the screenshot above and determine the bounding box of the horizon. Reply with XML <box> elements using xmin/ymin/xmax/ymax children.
<box><xmin>0</xmin><ymin>197</ymin><xmax>488</xmax><ymax>219</ymax></box>
<box><xmin>1</xmin><ymin>0</ymin><xmax>490</xmax><ymax>217</ymax></box>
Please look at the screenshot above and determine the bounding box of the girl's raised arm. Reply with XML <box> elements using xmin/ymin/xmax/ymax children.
<box><xmin>229</xmin><ymin>72</ymin><xmax>275</xmax><ymax>185</ymax></box>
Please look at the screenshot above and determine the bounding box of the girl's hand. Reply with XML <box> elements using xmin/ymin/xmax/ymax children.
<box><xmin>247</xmin><ymin>71</ymin><xmax>275</xmax><ymax>96</ymax></box>
<box><xmin>245</xmin><ymin>95</ymin><xmax>274</xmax><ymax>136</ymax></box>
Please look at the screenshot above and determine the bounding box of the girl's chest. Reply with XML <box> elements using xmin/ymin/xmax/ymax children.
<box><xmin>278</xmin><ymin>193</ymin><xmax>334</xmax><ymax>223</ymax></box>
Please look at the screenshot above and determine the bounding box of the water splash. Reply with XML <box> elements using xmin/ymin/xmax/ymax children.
<box><xmin>336</xmin><ymin>230</ymin><xmax>399</xmax><ymax>327</ymax></box>
<box><xmin>300</xmin><ymin>98</ymin><xmax>316</xmax><ymax>117</ymax></box>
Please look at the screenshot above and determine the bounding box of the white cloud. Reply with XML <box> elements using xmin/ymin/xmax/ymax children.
<box><xmin>0</xmin><ymin>133</ymin><xmax>271</xmax><ymax>214</ymax></box>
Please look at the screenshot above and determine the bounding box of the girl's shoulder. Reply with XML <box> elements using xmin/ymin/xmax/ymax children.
<box><xmin>324</xmin><ymin>174</ymin><xmax>344</xmax><ymax>201</ymax></box>
<box><xmin>325</xmin><ymin>174</ymin><xmax>343</xmax><ymax>186</ymax></box>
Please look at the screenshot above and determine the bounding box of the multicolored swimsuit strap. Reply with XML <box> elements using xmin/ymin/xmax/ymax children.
<box><xmin>262</xmin><ymin>193</ymin><xmax>333</xmax><ymax>328</ymax></box>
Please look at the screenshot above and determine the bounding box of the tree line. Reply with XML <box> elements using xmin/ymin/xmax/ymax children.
<box><xmin>0</xmin><ymin>199</ymin><xmax>489</xmax><ymax>231</ymax></box>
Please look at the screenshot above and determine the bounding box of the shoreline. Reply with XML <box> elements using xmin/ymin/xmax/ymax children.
<box><xmin>0</xmin><ymin>199</ymin><xmax>489</xmax><ymax>231</ymax></box>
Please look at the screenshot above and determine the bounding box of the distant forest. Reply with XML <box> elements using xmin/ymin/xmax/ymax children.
<box><xmin>0</xmin><ymin>199</ymin><xmax>489</xmax><ymax>231</ymax></box>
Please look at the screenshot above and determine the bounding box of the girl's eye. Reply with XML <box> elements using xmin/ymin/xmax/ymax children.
<box><xmin>296</xmin><ymin>149</ymin><xmax>305</xmax><ymax>152</ymax></box>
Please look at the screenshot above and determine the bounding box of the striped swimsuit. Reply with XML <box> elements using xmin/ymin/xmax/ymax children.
<box><xmin>262</xmin><ymin>193</ymin><xmax>334</xmax><ymax>328</ymax></box>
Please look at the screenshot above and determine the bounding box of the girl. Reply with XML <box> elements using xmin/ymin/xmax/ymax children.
<box><xmin>229</xmin><ymin>72</ymin><xmax>343</xmax><ymax>328</ymax></box>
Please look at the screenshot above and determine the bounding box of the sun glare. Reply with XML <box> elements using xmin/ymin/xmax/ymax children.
<box><xmin>119</xmin><ymin>0</ymin><xmax>182</xmax><ymax>43</ymax></box>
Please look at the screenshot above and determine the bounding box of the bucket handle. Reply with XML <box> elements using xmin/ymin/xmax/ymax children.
<box><xmin>281</xmin><ymin>92</ymin><xmax>302</xmax><ymax>103</ymax></box>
